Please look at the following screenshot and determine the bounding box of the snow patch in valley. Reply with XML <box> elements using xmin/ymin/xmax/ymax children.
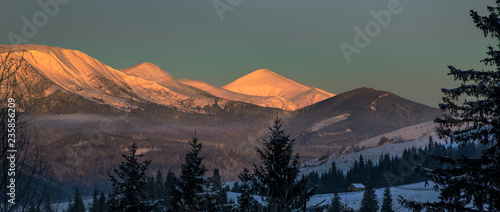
<box><xmin>307</xmin><ymin>114</ymin><xmax>350</xmax><ymax>132</ymax></box>
<box><xmin>369</xmin><ymin>93</ymin><xmax>389</xmax><ymax>111</ymax></box>
<box><xmin>121</xmin><ymin>147</ymin><xmax>155</xmax><ymax>155</ymax></box>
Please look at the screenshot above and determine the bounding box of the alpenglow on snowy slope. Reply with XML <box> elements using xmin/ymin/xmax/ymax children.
<box><xmin>0</xmin><ymin>44</ymin><xmax>334</xmax><ymax>112</ymax></box>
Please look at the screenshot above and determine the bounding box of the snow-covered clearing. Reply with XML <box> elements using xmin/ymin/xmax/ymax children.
<box><xmin>227</xmin><ymin>181</ymin><xmax>439</xmax><ymax>211</ymax></box>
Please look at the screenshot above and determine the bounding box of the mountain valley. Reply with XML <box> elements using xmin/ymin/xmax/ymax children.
<box><xmin>1</xmin><ymin>44</ymin><xmax>441</xmax><ymax>186</ymax></box>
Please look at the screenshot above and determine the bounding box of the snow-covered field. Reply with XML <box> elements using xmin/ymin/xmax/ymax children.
<box><xmin>228</xmin><ymin>181</ymin><xmax>439</xmax><ymax>211</ymax></box>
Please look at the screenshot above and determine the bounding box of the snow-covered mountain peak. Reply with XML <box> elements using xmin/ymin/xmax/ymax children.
<box><xmin>223</xmin><ymin>68</ymin><xmax>335</xmax><ymax>109</ymax></box>
<box><xmin>179</xmin><ymin>78</ymin><xmax>297</xmax><ymax>110</ymax></box>
<box><xmin>0</xmin><ymin>44</ymin><xmax>335</xmax><ymax>111</ymax></box>
<box><xmin>0</xmin><ymin>44</ymin><xmax>220</xmax><ymax>111</ymax></box>
<box><xmin>224</xmin><ymin>68</ymin><xmax>303</xmax><ymax>91</ymax></box>
<box><xmin>120</xmin><ymin>62</ymin><xmax>176</xmax><ymax>82</ymax></box>
<box><xmin>247</xmin><ymin>68</ymin><xmax>280</xmax><ymax>78</ymax></box>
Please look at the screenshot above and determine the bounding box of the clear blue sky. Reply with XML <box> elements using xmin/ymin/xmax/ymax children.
<box><xmin>0</xmin><ymin>0</ymin><xmax>493</xmax><ymax>107</ymax></box>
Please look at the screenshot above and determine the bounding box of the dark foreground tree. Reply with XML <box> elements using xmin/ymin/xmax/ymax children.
<box><xmin>402</xmin><ymin>1</ymin><xmax>500</xmax><ymax>211</ymax></box>
<box><xmin>107</xmin><ymin>142</ymin><xmax>154</xmax><ymax>211</ymax></box>
<box><xmin>171</xmin><ymin>135</ymin><xmax>212</xmax><ymax>211</ymax></box>
<box><xmin>97</xmin><ymin>191</ymin><xmax>108</xmax><ymax>212</ymax></box>
<box><xmin>89</xmin><ymin>189</ymin><xmax>107</xmax><ymax>212</ymax></box>
<box><xmin>327</xmin><ymin>192</ymin><xmax>341</xmax><ymax>212</ymax></box>
<box><xmin>381</xmin><ymin>186</ymin><xmax>393</xmax><ymax>212</ymax></box>
<box><xmin>210</xmin><ymin>168</ymin><xmax>230</xmax><ymax>211</ymax></box>
<box><xmin>252</xmin><ymin>117</ymin><xmax>314</xmax><ymax>212</ymax></box>
<box><xmin>163</xmin><ymin>171</ymin><xmax>175</xmax><ymax>210</ymax></box>
<box><xmin>67</xmin><ymin>188</ymin><xmax>85</xmax><ymax>212</ymax></box>
<box><xmin>236</xmin><ymin>168</ymin><xmax>261</xmax><ymax>212</ymax></box>
<box><xmin>90</xmin><ymin>189</ymin><xmax>98</xmax><ymax>212</ymax></box>
<box><xmin>359</xmin><ymin>184</ymin><xmax>378</xmax><ymax>212</ymax></box>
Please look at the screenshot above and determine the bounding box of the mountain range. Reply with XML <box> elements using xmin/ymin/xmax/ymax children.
<box><xmin>0</xmin><ymin>44</ymin><xmax>441</xmax><ymax>184</ymax></box>
<box><xmin>0</xmin><ymin>44</ymin><xmax>334</xmax><ymax>112</ymax></box>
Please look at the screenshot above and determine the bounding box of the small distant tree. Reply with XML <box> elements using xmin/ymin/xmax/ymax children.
<box><xmin>97</xmin><ymin>191</ymin><xmax>107</xmax><ymax>212</ymax></box>
<box><xmin>171</xmin><ymin>135</ymin><xmax>212</xmax><ymax>211</ymax></box>
<box><xmin>342</xmin><ymin>203</ymin><xmax>355</xmax><ymax>212</ymax></box>
<box><xmin>359</xmin><ymin>184</ymin><xmax>378</xmax><ymax>212</ymax></box>
<box><xmin>252</xmin><ymin>117</ymin><xmax>315</xmax><ymax>212</ymax></box>
<box><xmin>210</xmin><ymin>168</ymin><xmax>230</xmax><ymax>211</ymax></box>
<box><xmin>163</xmin><ymin>171</ymin><xmax>175</xmax><ymax>209</ymax></box>
<box><xmin>43</xmin><ymin>193</ymin><xmax>54</xmax><ymax>212</ymax></box>
<box><xmin>231</xmin><ymin>181</ymin><xmax>240</xmax><ymax>192</ymax></box>
<box><xmin>155</xmin><ymin>170</ymin><xmax>164</xmax><ymax>200</ymax></box>
<box><xmin>380</xmin><ymin>186</ymin><xmax>393</xmax><ymax>212</ymax></box>
<box><xmin>327</xmin><ymin>193</ymin><xmax>342</xmax><ymax>212</ymax></box>
<box><xmin>236</xmin><ymin>168</ymin><xmax>261</xmax><ymax>212</ymax></box>
<box><xmin>89</xmin><ymin>189</ymin><xmax>98</xmax><ymax>212</ymax></box>
<box><xmin>107</xmin><ymin>142</ymin><xmax>154</xmax><ymax>211</ymax></box>
<box><xmin>145</xmin><ymin>175</ymin><xmax>154</xmax><ymax>199</ymax></box>
<box><xmin>67</xmin><ymin>188</ymin><xmax>85</xmax><ymax>212</ymax></box>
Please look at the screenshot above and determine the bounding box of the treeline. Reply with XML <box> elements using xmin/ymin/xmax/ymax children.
<box><xmin>308</xmin><ymin>137</ymin><xmax>483</xmax><ymax>194</ymax></box>
<box><xmin>53</xmin><ymin>169</ymin><xmax>232</xmax><ymax>212</ymax></box>
<box><xmin>29</xmin><ymin>129</ymin><xmax>483</xmax><ymax>212</ymax></box>
<box><xmin>53</xmin><ymin>118</ymin><xmax>315</xmax><ymax>212</ymax></box>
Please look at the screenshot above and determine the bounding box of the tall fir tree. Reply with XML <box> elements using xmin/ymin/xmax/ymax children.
<box><xmin>210</xmin><ymin>168</ymin><xmax>230</xmax><ymax>211</ymax></box>
<box><xmin>155</xmin><ymin>170</ymin><xmax>164</xmax><ymax>200</ymax></box>
<box><xmin>359</xmin><ymin>184</ymin><xmax>378</xmax><ymax>212</ymax></box>
<box><xmin>403</xmin><ymin>1</ymin><xmax>500</xmax><ymax>211</ymax></box>
<box><xmin>146</xmin><ymin>176</ymin><xmax>155</xmax><ymax>200</ymax></box>
<box><xmin>380</xmin><ymin>186</ymin><xmax>393</xmax><ymax>212</ymax></box>
<box><xmin>327</xmin><ymin>192</ymin><xmax>341</xmax><ymax>212</ymax></box>
<box><xmin>231</xmin><ymin>181</ymin><xmax>240</xmax><ymax>192</ymax></box>
<box><xmin>171</xmin><ymin>135</ymin><xmax>212</xmax><ymax>211</ymax></box>
<box><xmin>90</xmin><ymin>189</ymin><xmax>98</xmax><ymax>212</ymax></box>
<box><xmin>97</xmin><ymin>191</ymin><xmax>107</xmax><ymax>212</ymax></box>
<box><xmin>163</xmin><ymin>171</ymin><xmax>175</xmax><ymax>210</ymax></box>
<box><xmin>107</xmin><ymin>142</ymin><xmax>154</xmax><ymax>211</ymax></box>
<box><xmin>68</xmin><ymin>188</ymin><xmax>85</xmax><ymax>212</ymax></box>
<box><xmin>252</xmin><ymin>117</ymin><xmax>314</xmax><ymax>212</ymax></box>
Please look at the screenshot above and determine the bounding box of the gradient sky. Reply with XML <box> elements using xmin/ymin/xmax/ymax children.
<box><xmin>0</xmin><ymin>0</ymin><xmax>494</xmax><ymax>107</ymax></box>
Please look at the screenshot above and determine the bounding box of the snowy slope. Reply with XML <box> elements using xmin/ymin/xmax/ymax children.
<box><xmin>300</xmin><ymin>121</ymin><xmax>439</xmax><ymax>174</ymax></box>
<box><xmin>0</xmin><ymin>45</ymin><xmax>335</xmax><ymax>112</ymax></box>
<box><xmin>307</xmin><ymin>113</ymin><xmax>350</xmax><ymax>132</ymax></box>
<box><xmin>223</xmin><ymin>68</ymin><xmax>335</xmax><ymax>109</ymax></box>
<box><xmin>227</xmin><ymin>182</ymin><xmax>439</xmax><ymax>211</ymax></box>
<box><xmin>179</xmin><ymin>78</ymin><xmax>296</xmax><ymax>110</ymax></box>
<box><xmin>0</xmin><ymin>44</ymin><xmax>219</xmax><ymax>111</ymax></box>
<box><xmin>119</xmin><ymin>63</ymin><xmax>221</xmax><ymax>108</ymax></box>
<box><xmin>307</xmin><ymin>181</ymin><xmax>439</xmax><ymax>211</ymax></box>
